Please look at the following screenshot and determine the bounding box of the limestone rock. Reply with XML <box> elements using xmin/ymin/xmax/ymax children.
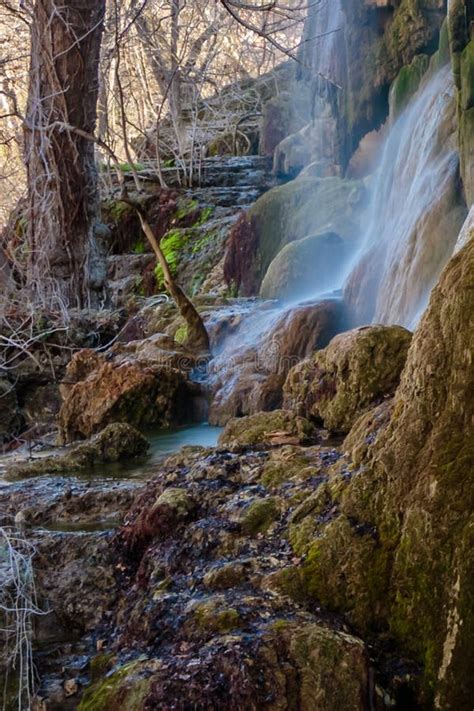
<box><xmin>260</xmin><ymin>231</ymin><xmax>349</xmax><ymax>301</ymax></box>
<box><xmin>284</xmin><ymin>325</ymin><xmax>412</xmax><ymax>432</ymax></box>
<box><xmin>209</xmin><ymin>299</ymin><xmax>347</xmax><ymax>425</ymax></box>
<box><xmin>224</xmin><ymin>176</ymin><xmax>365</xmax><ymax>296</ymax></box>
<box><xmin>59</xmin><ymin>348</ymin><xmax>193</xmax><ymax>443</ymax></box>
<box><xmin>290</xmin><ymin>239</ymin><xmax>474</xmax><ymax>707</ymax></box>
<box><xmin>6</xmin><ymin>423</ymin><xmax>149</xmax><ymax>479</ymax></box>
<box><xmin>219</xmin><ymin>409</ymin><xmax>314</xmax><ymax>448</ymax></box>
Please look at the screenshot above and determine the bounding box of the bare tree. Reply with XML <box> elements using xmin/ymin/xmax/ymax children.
<box><xmin>23</xmin><ymin>0</ymin><xmax>106</xmax><ymax>313</ymax></box>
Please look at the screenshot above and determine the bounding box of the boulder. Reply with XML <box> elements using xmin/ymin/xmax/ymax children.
<box><xmin>219</xmin><ymin>409</ymin><xmax>314</xmax><ymax>448</ymax></box>
<box><xmin>283</xmin><ymin>325</ymin><xmax>412</xmax><ymax>432</ymax></box>
<box><xmin>59</xmin><ymin>348</ymin><xmax>193</xmax><ymax>443</ymax></box>
<box><xmin>260</xmin><ymin>232</ymin><xmax>350</xmax><ymax>301</ymax></box>
<box><xmin>224</xmin><ymin>176</ymin><xmax>365</xmax><ymax>296</ymax></box>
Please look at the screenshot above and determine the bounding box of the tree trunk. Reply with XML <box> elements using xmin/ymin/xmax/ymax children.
<box><xmin>24</xmin><ymin>0</ymin><xmax>106</xmax><ymax>311</ymax></box>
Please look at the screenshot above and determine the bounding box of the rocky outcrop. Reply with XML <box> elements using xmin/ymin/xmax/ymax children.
<box><xmin>66</xmin><ymin>444</ymin><xmax>390</xmax><ymax>710</ymax></box>
<box><xmin>292</xmin><ymin>0</ymin><xmax>446</xmax><ymax>172</ymax></box>
<box><xmin>286</xmin><ymin>238</ymin><xmax>474</xmax><ymax>707</ymax></box>
<box><xmin>219</xmin><ymin>409</ymin><xmax>314</xmax><ymax>448</ymax></box>
<box><xmin>6</xmin><ymin>423</ymin><xmax>149</xmax><ymax>479</ymax></box>
<box><xmin>284</xmin><ymin>325</ymin><xmax>412</xmax><ymax>433</ymax></box>
<box><xmin>59</xmin><ymin>348</ymin><xmax>194</xmax><ymax>443</ymax></box>
<box><xmin>448</xmin><ymin>0</ymin><xmax>474</xmax><ymax>205</ymax></box>
<box><xmin>224</xmin><ymin>176</ymin><xmax>364</xmax><ymax>296</ymax></box>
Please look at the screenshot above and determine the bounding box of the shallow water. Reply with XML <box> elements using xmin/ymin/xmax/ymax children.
<box><xmin>0</xmin><ymin>423</ymin><xmax>223</xmax><ymax>485</ymax></box>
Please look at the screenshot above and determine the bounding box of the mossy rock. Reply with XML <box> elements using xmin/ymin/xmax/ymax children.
<box><xmin>389</xmin><ymin>54</ymin><xmax>429</xmax><ymax>118</ymax></box>
<box><xmin>224</xmin><ymin>176</ymin><xmax>365</xmax><ymax>295</ymax></box>
<box><xmin>6</xmin><ymin>423</ymin><xmax>149</xmax><ymax>479</ymax></box>
<box><xmin>273</xmin><ymin>622</ymin><xmax>370</xmax><ymax>711</ymax></box>
<box><xmin>240</xmin><ymin>497</ymin><xmax>280</xmax><ymax>535</ymax></box>
<box><xmin>190</xmin><ymin>598</ymin><xmax>242</xmax><ymax>634</ymax></box>
<box><xmin>219</xmin><ymin>409</ymin><xmax>314</xmax><ymax>447</ymax></box>
<box><xmin>203</xmin><ymin>562</ymin><xmax>247</xmax><ymax>590</ymax></box>
<box><xmin>260</xmin><ymin>231</ymin><xmax>350</xmax><ymax>302</ymax></box>
<box><xmin>78</xmin><ymin>661</ymin><xmax>152</xmax><ymax>711</ymax></box>
<box><xmin>260</xmin><ymin>446</ymin><xmax>319</xmax><ymax>488</ymax></box>
<box><xmin>284</xmin><ymin>325</ymin><xmax>412</xmax><ymax>433</ymax></box>
<box><xmin>300</xmin><ymin>516</ymin><xmax>391</xmax><ymax>632</ymax></box>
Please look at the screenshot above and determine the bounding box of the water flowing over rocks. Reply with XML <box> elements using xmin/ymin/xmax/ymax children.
<box><xmin>344</xmin><ymin>65</ymin><xmax>467</xmax><ymax>328</ymax></box>
<box><xmin>224</xmin><ymin>176</ymin><xmax>365</xmax><ymax>296</ymax></box>
<box><xmin>208</xmin><ymin>298</ymin><xmax>347</xmax><ymax>425</ymax></box>
<box><xmin>1</xmin><ymin>1</ymin><xmax>473</xmax><ymax>707</ymax></box>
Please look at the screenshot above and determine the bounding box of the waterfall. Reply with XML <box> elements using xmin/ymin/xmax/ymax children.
<box><xmin>344</xmin><ymin>65</ymin><xmax>466</xmax><ymax>329</ymax></box>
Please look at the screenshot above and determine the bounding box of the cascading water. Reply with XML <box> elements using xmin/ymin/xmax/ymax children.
<box><xmin>207</xmin><ymin>63</ymin><xmax>468</xmax><ymax>423</ymax></box>
<box><xmin>344</xmin><ymin>65</ymin><xmax>467</xmax><ymax>328</ymax></box>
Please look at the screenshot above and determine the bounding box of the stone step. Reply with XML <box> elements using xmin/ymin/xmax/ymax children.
<box><xmin>119</xmin><ymin>155</ymin><xmax>274</xmax><ymax>190</ymax></box>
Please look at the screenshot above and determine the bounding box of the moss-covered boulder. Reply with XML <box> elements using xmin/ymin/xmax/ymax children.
<box><xmin>219</xmin><ymin>409</ymin><xmax>314</xmax><ymax>448</ymax></box>
<box><xmin>260</xmin><ymin>231</ymin><xmax>350</xmax><ymax>301</ymax></box>
<box><xmin>284</xmin><ymin>325</ymin><xmax>412</xmax><ymax>433</ymax></box>
<box><xmin>224</xmin><ymin>176</ymin><xmax>365</xmax><ymax>295</ymax></box>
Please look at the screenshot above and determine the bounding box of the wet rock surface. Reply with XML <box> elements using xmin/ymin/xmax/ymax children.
<box><xmin>208</xmin><ymin>298</ymin><xmax>347</xmax><ymax>425</ymax></box>
<box><xmin>44</xmin><ymin>444</ymin><xmax>381</xmax><ymax>710</ymax></box>
<box><xmin>5</xmin><ymin>423</ymin><xmax>149</xmax><ymax>480</ymax></box>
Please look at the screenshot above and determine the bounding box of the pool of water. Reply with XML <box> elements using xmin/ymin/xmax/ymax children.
<box><xmin>146</xmin><ymin>423</ymin><xmax>223</xmax><ymax>464</ymax></box>
<box><xmin>0</xmin><ymin>423</ymin><xmax>223</xmax><ymax>484</ymax></box>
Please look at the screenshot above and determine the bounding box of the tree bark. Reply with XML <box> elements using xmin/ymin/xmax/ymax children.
<box><xmin>24</xmin><ymin>0</ymin><xmax>106</xmax><ymax>311</ymax></box>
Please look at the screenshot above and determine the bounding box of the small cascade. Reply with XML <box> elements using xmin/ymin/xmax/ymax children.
<box><xmin>344</xmin><ymin>65</ymin><xmax>466</xmax><ymax>328</ymax></box>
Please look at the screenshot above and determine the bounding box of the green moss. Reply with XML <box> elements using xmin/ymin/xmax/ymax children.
<box><xmin>78</xmin><ymin>662</ymin><xmax>151</xmax><ymax>711</ymax></box>
<box><xmin>176</xmin><ymin>197</ymin><xmax>199</xmax><ymax>221</ymax></box>
<box><xmin>154</xmin><ymin>228</ymin><xmax>190</xmax><ymax>289</ymax></box>
<box><xmin>174</xmin><ymin>324</ymin><xmax>188</xmax><ymax>345</ymax></box>
<box><xmin>390</xmin><ymin>54</ymin><xmax>429</xmax><ymax>118</ymax></box>
<box><xmin>102</xmin><ymin>199</ymin><xmax>134</xmax><ymax>222</ymax></box>
<box><xmin>265</xmin><ymin>566</ymin><xmax>306</xmax><ymax>603</ymax></box>
<box><xmin>241</xmin><ymin>497</ymin><xmax>279</xmax><ymax>535</ymax></box>
<box><xmin>89</xmin><ymin>653</ymin><xmax>115</xmax><ymax>682</ymax></box>
<box><xmin>118</xmin><ymin>162</ymin><xmax>146</xmax><ymax>172</ymax></box>
<box><xmin>132</xmin><ymin>241</ymin><xmax>146</xmax><ymax>254</ymax></box>
<box><xmin>300</xmin><ymin>516</ymin><xmax>391</xmax><ymax>633</ymax></box>
<box><xmin>193</xmin><ymin>601</ymin><xmax>241</xmax><ymax>633</ymax></box>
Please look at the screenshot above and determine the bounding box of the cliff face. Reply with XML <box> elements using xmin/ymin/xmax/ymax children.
<box><xmin>449</xmin><ymin>0</ymin><xmax>474</xmax><ymax>204</ymax></box>
<box><xmin>295</xmin><ymin>233</ymin><xmax>474</xmax><ymax>708</ymax></box>
<box><xmin>293</xmin><ymin>0</ymin><xmax>446</xmax><ymax>170</ymax></box>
